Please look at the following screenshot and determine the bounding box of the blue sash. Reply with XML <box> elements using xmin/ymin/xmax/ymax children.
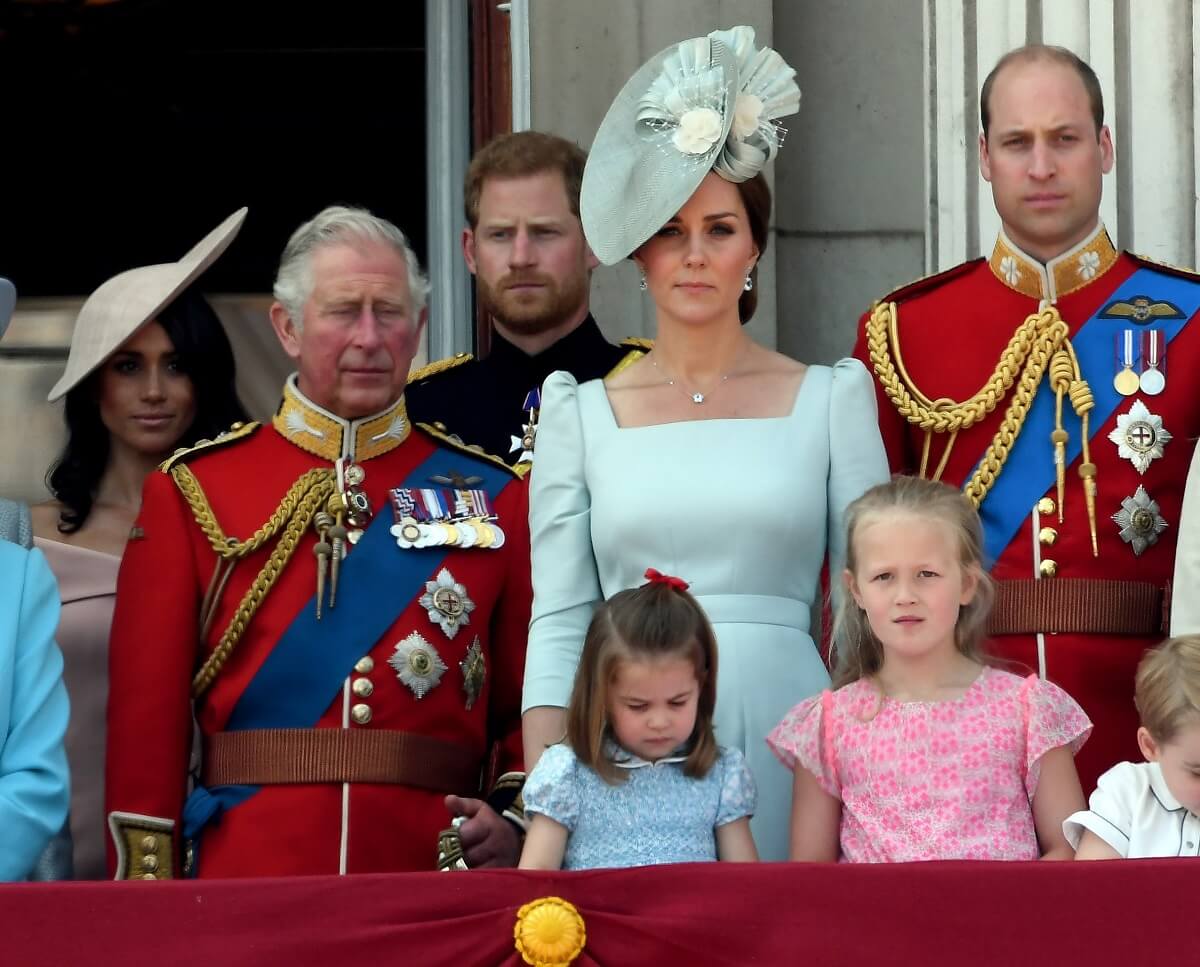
<box><xmin>182</xmin><ymin>446</ymin><xmax>513</xmax><ymax>847</ymax></box>
<box><xmin>978</xmin><ymin>267</ymin><xmax>1200</xmax><ymax>564</ymax></box>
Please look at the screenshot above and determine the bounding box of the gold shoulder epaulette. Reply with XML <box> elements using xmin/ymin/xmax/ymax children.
<box><xmin>160</xmin><ymin>421</ymin><xmax>260</xmax><ymax>472</ymax></box>
<box><xmin>1128</xmin><ymin>251</ymin><xmax>1200</xmax><ymax>283</ymax></box>
<box><xmin>408</xmin><ymin>352</ymin><xmax>474</xmax><ymax>383</ymax></box>
<box><xmin>415</xmin><ymin>422</ymin><xmax>520</xmax><ymax>478</ymax></box>
<box><xmin>873</xmin><ymin>258</ymin><xmax>983</xmax><ymax>307</ymax></box>
<box><xmin>608</xmin><ymin>336</ymin><xmax>652</xmax><ymax>378</ymax></box>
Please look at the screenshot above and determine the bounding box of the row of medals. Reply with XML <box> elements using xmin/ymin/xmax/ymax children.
<box><xmin>389</xmin><ymin>482</ymin><xmax>506</xmax><ymax>551</ymax></box>
<box><xmin>392</xmin><ymin>515</ymin><xmax>507</xmax><ymax>550</ymax></box>
<box><xmin>1113</xmin><ymin>329</ymin><xmax>1165</xmax><ymax>396</ymax></box>
<box><xmin>1108</xmin><ymin>329</ymin><xmax>1170</xmax><ymax>556</ymax></box>
<box><xmin>321</xmin><ymin>463</ymin><xmax>489</xmax><ymax>708</ymax></box>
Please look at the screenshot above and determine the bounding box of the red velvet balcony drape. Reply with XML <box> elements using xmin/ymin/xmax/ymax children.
<box><xmin>0</xmin><ymin>860</ymin><xmax>1193</xmax><ymax>966</ymax></box>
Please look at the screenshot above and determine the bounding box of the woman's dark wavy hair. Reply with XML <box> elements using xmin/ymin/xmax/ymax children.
<box><xmin>47</xmin><ymin>286</ymin><xmax>248</xmax><ymax>533</ymax></box>
<box><xmin>735</xmin><ymin>173</ymin><xmax>772</xmax><ymax>324</ymax></box>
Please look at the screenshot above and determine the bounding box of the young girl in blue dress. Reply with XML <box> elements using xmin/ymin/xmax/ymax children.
<box><xmin>520</xmin><ymin>569</ymin><xmax>758</xmax><ymax>870</ymax></box>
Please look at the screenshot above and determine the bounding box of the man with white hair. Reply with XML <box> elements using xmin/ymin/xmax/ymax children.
<box><xmin>105</xmin><ymin>207</ymin><xmax>532</xmax><ymax>878</ymax></box>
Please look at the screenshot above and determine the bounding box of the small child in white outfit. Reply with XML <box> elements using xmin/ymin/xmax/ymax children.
<box><xmin>1065</xmin><ymin>634</ymin><xmax>1200</xmax><ymax>859</ymax></box>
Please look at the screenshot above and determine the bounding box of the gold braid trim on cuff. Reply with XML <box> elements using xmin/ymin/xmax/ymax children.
<box><xmin>489</xmin><ymin>770</ymin><xmax>528</xmax><ymax>831</ymax></box>
<box><xmin>170</xmin><ymin>464</ymin><xmax>337</xmax><ymax>696</ymax></box>
<box><xmin>108</xmin><ymin>812</ymin><xmax>175</xmax><ymax>880</ymax></box>
<box><xmin>866</xmin><ymin>301</ymin><xmax>1099</xmax><ymax>552</ymax></box>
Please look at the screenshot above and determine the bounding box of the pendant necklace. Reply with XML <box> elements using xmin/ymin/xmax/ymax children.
<box><xmin>649</xmin><ymin>347</ymin><xmax>745</xmax><ymax>405</ymax></box>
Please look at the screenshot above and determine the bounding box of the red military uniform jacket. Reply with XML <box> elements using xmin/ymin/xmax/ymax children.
<box><xmin>105</xmin><ymin>377</ymin><xmax>531</xmax><ymax>878</ymax></box>
<box><xmin>852</xmin><ymin>225</ymin><xmax>1200</xmax><ymax>791</ymax></box>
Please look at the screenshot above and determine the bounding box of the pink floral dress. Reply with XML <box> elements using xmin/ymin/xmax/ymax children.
<box><xmin>767</xmin><ymin>667</ymin><xmax>1091</xmax><ymax>862</ymax></box>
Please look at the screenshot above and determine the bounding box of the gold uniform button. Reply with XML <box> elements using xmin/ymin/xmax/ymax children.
<box><xmin>352</xmin><ymin>678</ymin><xmax>374</xmax><ymax>698</ymax></box>
<box><xmin>351</xmin><ymin>703</ymin><xmax>373</xmax><ymax>725</ymax></box>
<box><xmin>354</xmin><ymin>656</ymin><xmax>375</xmax><ymax>674</ymax></box>
<box><xmin>1038</xmin><ymin>527</ymin><xmax>1058</xmax><ymax>546</ymax></box>
<box><xmin>140</xmin><ymin>835</ymin><xmax>159</xmax><ymax>854</ymax></box>
<box><xmin>1039</xmin><ymin>560</ymin><xmax>1058</xmax><ymax>578</ymax></box>
<box><xmin>1037</xmin><ymin>497</ymin><xmax>1056</xmax><ymax>516</ymax></box>
<box><xmin>142</xmin><ymin>854</ymin><xmax>159</xmax><ymax>872</ymax></box>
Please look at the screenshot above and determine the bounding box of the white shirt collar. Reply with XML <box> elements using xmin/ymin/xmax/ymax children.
<box><xmin>606</xmin><ymin>738</ymin><xmax>688</xmax><ymax>769</ymax></box>
<box><xmin>1147</xmin><ymin>760</ymin><xmax>1185</xmax><ymax>812</ymax></box>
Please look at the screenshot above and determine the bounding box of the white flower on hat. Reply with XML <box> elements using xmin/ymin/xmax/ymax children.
<box><xmin>672</xmin><ymin>107</ymin><xmax>724</xmax><ymax>155</ymax></box>
<box><xmin>731</xmin><ymin>93</ymin><xmax>764</xmax><ymax>141</ymax></box>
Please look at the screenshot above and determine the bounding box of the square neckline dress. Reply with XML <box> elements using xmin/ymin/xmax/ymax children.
<box><xmin>524</xmin><ymin>358</ymin><xmax>889</xmax><ymax>860</ymax></box>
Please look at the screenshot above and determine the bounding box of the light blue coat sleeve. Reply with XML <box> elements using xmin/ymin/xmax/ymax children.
<box><xmin>523</xmin><ymin>371</ymin><xmax>604</xmax><ymax>712</ymax></box>
<box><xmin>0</xmin><ymin>543</ymin><xmax>70</xmax><ymax>880</ymax></box>
<box><xmin>826</xmin><ymin>358</ymin><xmax>890</xmax><ymax>609</ymax></box>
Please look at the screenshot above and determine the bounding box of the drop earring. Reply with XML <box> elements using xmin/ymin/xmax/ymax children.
<box><xmin>743</xmin><ymin>275</ymin><xmax>753</xmax><ymax>292</ymax></box>
<box><xmin>639</xmin><ymin>272</ymin><xmax>648</xmax><ymax>291</ymax></box>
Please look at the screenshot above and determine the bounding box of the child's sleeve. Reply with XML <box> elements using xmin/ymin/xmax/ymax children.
<box><xmin>714</xmin><ymin>746</ymin><xmax>757</xmax><ymax>827</ymax></box>
<box><xmin>766</xmin><ymin>692</ymin><xmax>841</xmax><ymax>799</ymax></box>
<box><xmin>1022</xmin><ymin>675</ymin><xmax>1093</xmax><ymax>796</ymax></box>
<box><xmin>521</xmin><ymin>743</ymin><xmax>580</xmax><ymax>830</ymax></box>
<box><xmin>1062</xmin><ymin>762</ymin><xmax>1139</xmax><ymax>856</ymax></box>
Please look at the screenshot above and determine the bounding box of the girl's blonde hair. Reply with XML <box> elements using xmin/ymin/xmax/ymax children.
<box><xmin>566</xmin><ymin>578</ymin><xmax>719</xmax><ymax>784</ymax></box>
<box><xmin>831</xmin><ymin>476</ymin><xmax>995</xmax><ymax>688</ymax></box>
<box><xmin>1135</xmin><ymin>635</ymin><xmax>1200</xmax><ymax>742</ymax></box>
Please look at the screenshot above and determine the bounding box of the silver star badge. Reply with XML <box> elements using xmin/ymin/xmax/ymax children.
<box><xmin>509</xmin><ymin>419</ymin><xmax>537</xmax><ymax>464</ymax></box>
<box><xmin>388</xmin><ymin>632</ymin><xmax>447</xmax><ymax>699</ymax></box>
<box><xmin>1112</xmin><ymin>485</ymin><xmax>1168</xmax><ymax>556</ymax></box>
<box><xmin>419</xmin><ymin>568</ymin><xmax>475</xmax><ymax>639</ymax></box>
<box><xmin>1108</xmin><ymin>400</ymin><xmax>1172</xmax><ymax>475</ymax></box>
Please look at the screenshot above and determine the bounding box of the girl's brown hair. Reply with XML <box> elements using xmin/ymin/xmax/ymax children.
<box><xmin>565</xmin><ymin>578</ymin><xmax>719</xmax><ymax>784</ymax></box>
<box><xmin>831</xmin><ymin>475</ymin><xmax>995</xmax><ymax>689</ymax></box>
<box><xmin>1135</xmin><ymin>635</ymin><xmax>1200</xmax><ymax>742</ymax></box>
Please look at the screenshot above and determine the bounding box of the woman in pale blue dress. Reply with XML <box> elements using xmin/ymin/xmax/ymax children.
<box><xmin>521</xmin><ymin>26</ymin><xmax>888</xmax><ymax>860</ymax></box>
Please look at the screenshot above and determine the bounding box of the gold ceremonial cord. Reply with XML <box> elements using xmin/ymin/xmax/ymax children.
<box><xmin>867</xmin><ymin>301</ymin><xmax>1094</xmax><ymax>520</ymax></box>
<box><xmin>170</xmin><ymin>465</ymin><xmax>337</xmax><ymax>696</ymax></box>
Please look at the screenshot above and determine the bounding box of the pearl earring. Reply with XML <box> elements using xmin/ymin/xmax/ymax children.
<box><xmin>743</xmin><ymin>275</ymin><xmax>753</xmax><ymax>292</ymax></box>
<box><xmin>639</xmin><ymin>272</ymin><xmax>648</xmax><ymax>291</ymax></box>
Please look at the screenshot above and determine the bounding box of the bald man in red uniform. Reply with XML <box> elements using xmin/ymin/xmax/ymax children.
<box><xmin>106</xmin><ymin>207</ymin><xmax>531</xmax><ymax>878</ymax></box>
<box><xmin>853</xmin><ymin>46</ymin><xmax>1200</xmax><ymax>793</ymax></box>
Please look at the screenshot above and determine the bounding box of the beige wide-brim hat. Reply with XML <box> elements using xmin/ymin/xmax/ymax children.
<box><xmin>0</xmin><ymin>278</ymin><xmax>14</xmax><ymax>340</ymax></box>
<box><xmin>48</xmin><ymin>207</ymin><xmax>248</xmax><ymax>401</ymax></box>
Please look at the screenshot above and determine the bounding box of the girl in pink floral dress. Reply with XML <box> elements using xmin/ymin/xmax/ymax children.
<box><xmin>768</xmin><ymin>477</ymin><xmax>1091</xmax><ymax>862</ymax></box>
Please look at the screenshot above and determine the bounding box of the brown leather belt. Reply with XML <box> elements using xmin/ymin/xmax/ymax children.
<box><xmin>987</xmin><ymin>578</ymin><xmax>1168</xmax><ymax>637</ymax></box>
<box><xmin>202</xmin><ymin>729</ymin><xmax>483</xmax><ymax>793</ymax></box>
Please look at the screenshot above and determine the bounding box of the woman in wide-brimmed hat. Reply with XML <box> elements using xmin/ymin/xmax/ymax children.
<box><xmin>521</xmin><ymin>27</ymin><xmax>889</xmax><ymax>860</ymax></box>
<box><xmin>30</xmin><ymin>210</ymin><xmax>249</xmax><ymax>878</ymax></box>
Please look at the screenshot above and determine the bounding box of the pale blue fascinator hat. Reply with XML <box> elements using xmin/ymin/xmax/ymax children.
<box><xmin>0</xmin><ymin>278</ymin><xmax>14</xmax><ymax>340</ymax></box>
<box><xmin>580</xmin><ymin>25</ymin><xmax>801</xmax><ymax>266</ymax></box>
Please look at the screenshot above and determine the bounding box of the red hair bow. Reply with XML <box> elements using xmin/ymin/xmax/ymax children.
<box><xmin>644</xmin><ymin>567</ymin><xmax>689</xmax><ymax>591</ymax></box>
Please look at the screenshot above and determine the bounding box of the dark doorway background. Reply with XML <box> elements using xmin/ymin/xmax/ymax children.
<box><xmin>0</xmin><ymin>0</ymin><xmax>427</xmax><ymax>297</ymax></box>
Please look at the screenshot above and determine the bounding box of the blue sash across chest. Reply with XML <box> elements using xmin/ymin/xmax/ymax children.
<box><xmin>977</xmin><ymin>267</ymin><xmax>1200</xmax><ymax>564</ymax></box>
<box><xmin>181</xmin><ymin>446</ymin><xmax>513</xmax><ymax>842</ymax></box>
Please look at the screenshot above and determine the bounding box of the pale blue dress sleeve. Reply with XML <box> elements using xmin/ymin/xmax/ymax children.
<box><xmin>0</xmin><ymin>543</ymin><xmax>70</xmax><ymax>881</ymax></box>
<box><xmin>521</xmin><ymin>743</ymin><xmax>581</xmax><ymax>830</ymax></box>
<box><xmin>524</xmin><ymin>371</ymin><xmax>604</xmax><ymax>712</ymax></box>
<box><xmin>714</xmin><ymin>746</ymin><xmax>758</xmax><ymax>827</ymax></box>
<box><xmin>826</xmin><ymin>359</ymin><xmax>890</xmax><ymax>608</ymax></box>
